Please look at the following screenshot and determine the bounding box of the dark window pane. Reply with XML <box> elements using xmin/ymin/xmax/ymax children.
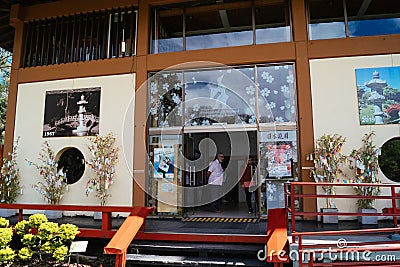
<box><xmin>255</xmin><ymin>0</ymin><xmax>291</xmax><ymax>44</ymax></box>
<box><xmin>347</xmin><ymin>0</ymin><xmax>400</xmax><ymax>37</ymax></box>
<box><xmin>58</xmin><ymin>147</ymin><xmax>85</xmax><ymax>185</ymax></box>
<box><xmin>378</xmin><ymin>138</ymin><xmax>400</xmax><ymax>182</ymax></box>
<box><xmin>308</xmin><ymin>0</ymin><xmax>346</xmax><ymax>40</ymax></box>
<box><xmin>152</xmin><ymin>7</ymin><xmax>183</xmax><ymax>54</ymax></box>
<box><xmin>186</xmin><ymin>4</ymin><xmax>252</xmax><ymax>50</ymax></box>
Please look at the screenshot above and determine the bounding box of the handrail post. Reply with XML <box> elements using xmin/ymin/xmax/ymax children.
<box><xmin>291</xmin><ymin>183</ymin><xmax>296</xmax><ymax>242</ymax></box>
<box><xmin>102</xmin><ymin>211</ymin><xmax>112</xmax><ymax>231</ymax></box>
<box><xmin>18</xmin><ymin>209</ymin><xmax>23</xmax><ymax>221</ymax></box>
<box><xmin>391</xmin><ymin>186</ymin><xmax>398</xmax><ymax>229</ymax></box>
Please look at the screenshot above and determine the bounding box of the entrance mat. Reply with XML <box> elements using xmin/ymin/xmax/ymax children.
<box><xmin>182</xmin><ymin>217</ymin><xmax>259</xmax><ymax>223</ymax></box>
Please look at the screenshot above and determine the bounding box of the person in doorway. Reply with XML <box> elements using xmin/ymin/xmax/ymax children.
<box><xmin>240</xmin><ymin>156</ymin><xmax>256</xmax><ymax>214</ymax></box>
<box><xmin>207</xmin><ymin>152</ymin><xmax>225</xmax><ymax>212</ymax></box>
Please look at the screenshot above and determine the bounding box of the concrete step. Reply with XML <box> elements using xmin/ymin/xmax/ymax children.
<box><xmin>126</xmin><ymin>253</ymin><xmax>271</xmax><ymax>266</ymax></box>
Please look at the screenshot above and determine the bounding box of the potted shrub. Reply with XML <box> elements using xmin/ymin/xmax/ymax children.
<box><xmin>311</xmin><ymin>134</ymin><xmax>347</xmax><ymax>223</ymax></box>
<box><xmin>349</xmin><ymin>132</ymin><xmax>381</xmax><ymax>224</ymax></box>
<box><xmin>85</xmin><ymin>133</ymin><xmax>119</xmax><ymax>219</ymax></box>
<box><xmin>27</xmin><ymin>142</ymin><xmax>67</xmax><ymax>219</ymax></box>
<box><xmin>0</xmin><ymin>138</ymin><xmax>20</xmax><ymax>217</ymax></box>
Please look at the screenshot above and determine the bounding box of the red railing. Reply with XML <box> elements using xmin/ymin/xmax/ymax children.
<box><xmin>0</xmin><ymin>203</ymin><xmax>145</xmax><ymax>238</ymax></box>
<box><xmin>285</xmin><ymin>182</ymin><xmax>400</xmax><ymax>267</ymax></box>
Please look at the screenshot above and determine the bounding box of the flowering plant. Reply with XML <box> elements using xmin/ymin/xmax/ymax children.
<box><xmin>349</xmin><ymin>132</ymin><xmax>381</xmax><ymax>209</ymax></box>
<box><xmin>27</xmin><ymin>142</ymin><xmax>67</xmax><ymax>205</ymax></box>
<box><xmin>311</xmin><ymin>133</ymin><xmax>348</xmax><ymax>209</ymax></box>
<box><xmin>0</xmin><ymin>137</ymin><xmax>20</xmax><ymax>203</ymax></box>
<box><xmin>85</xmin><ymin>133</ymin><xmax>119</xmax><ymax>206</ymax></box>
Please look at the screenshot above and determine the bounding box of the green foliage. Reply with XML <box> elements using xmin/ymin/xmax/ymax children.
<box><xmin>86</xmin><ymin>132</ymin><xmax>119</xmax><ymax>206</ymax></box>
<box><xmin>378</xmin><ymin>138</ymin><xmax>400</xmax><ymax>182</ymax></box>
<box><xmin>0</xmin><ymin>217</ymin><xmax>9</xmax><ymax>228</ymax></box>
<box><xmin>0</xmin><ymin>137</ymin><xmax>20</xmax><ymax>204</ymax></box>
<box><xmin>27</xmin><ymin>142</ymin><xmax>67</xmax><ymax>205</ymax></box>
<box><xmin>0</xmin><ymin>48</ymin><xmax>11</xmax><ymax>145</ymax></box>
<box><xmin>383</xmin><ymin>86</ymin><xmax>400</xmax><ymax>103</ymax></box>
<box><xmin>0</xmin><ymin>213</ymin><xmax>80</xmax><ymax>265</ymax></box>
<box><xmin>0</xmin><ymin>228</ymin><xmax>12</xmax><ymax>247</ymax></box>
<box><xmin>311</xmin><ymin>133</ymin><xmax>348</xmax><ymax>208</ymax></box>
<box><xmin>28</xmin><ymin>214</ymin><xmax>48</xmax><ymax>229</ymax></box>
<box><xmin>0</xmin><ymin>246</ymin><xmax>15</xmax><ymax>264</ymax></box>
<box><xmin>18</xmin><ymin>247</ymin><xmax>33</xmax><ymax>260</ymax></box>
<box><xmin>349</xmin><ymin>132</ymin><xmax>381</xmax><ymax>209</ymax></box>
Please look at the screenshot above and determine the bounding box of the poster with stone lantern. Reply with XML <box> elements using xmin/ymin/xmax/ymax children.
<box><xmin>42</xmin><ymin>87</ymin><xmax>101</xmax><ymax>137</ymax></box>
<box><xmin>355</xmin><ymin>66</ymin><xmax>400</xmax><ymax>125</ymax></box>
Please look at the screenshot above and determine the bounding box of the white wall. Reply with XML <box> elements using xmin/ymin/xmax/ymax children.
<box><xmin>13</xmin><ymin>74</ymin><xmax>135</xmax><ymax>211</ymax></box>
<box><xmin>310</xmin><ymin>54</ymin><xmax>400</xmax><ymax>217</ymax></box>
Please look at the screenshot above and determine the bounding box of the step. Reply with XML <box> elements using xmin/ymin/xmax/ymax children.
<box><xmin>126</xmin><ymin>254</ymin><xmax>270</xmax><ymax>266</ymax></box>
<box><xmin>129</xmin><ymin>241</ymin><xmax>264</xmax><ymax>258</ymax></box>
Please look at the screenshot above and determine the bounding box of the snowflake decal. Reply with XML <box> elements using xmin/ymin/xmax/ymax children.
<box><xmin>163</xmin><ymin>83</ymin><xmax>169</xmax><ymax>91</ymax></box>
<box><xmin>281</xmin><ymin>85</ymin><xmax>289</xmax><ymax>95</ymax></box>
<box><xmin>246</xmin><ymin>85</ymin><xmax>255</xmax><ymax>95</ymax></box>
<box><xmin>275</xmin><ymin>116</ymin><xmax>284</xmax><ymax>122</ymax></box>
<box><xmin>286</xmin><ymin>74</ymin><xmax>294</xmax><ymax>84</ymax></box>
<box><xmin>267</xmin><ymin>102</ymin><xmax>276</xmax><ymax>109</ymax></box>
<box><xmin>192</xmin><ymin>104</ymin><xmax>200</xmax><ymax>112</ymax></box>
<box><xmin>172</xmin><ymin>93</ymin><xmax>181</xmax><ymax>105</ymax></box>
<box><xmin>150</xmin><ymin>82</ymin><xmax>157</xmax><ymax>94</ymax></box>
<box><xmin>174</xmin><ymin>82</ymin><xmax>182</xmax><ymax>89</ymax></box>
<box><xmin>261</xmin><ymin>72</ymin><xmax>274</xmax><ymax>83</ymax></box>
<box><xmin>249</xmin><ymin>97</ymin><xmax>256</xmax><ymax>106</ymax></box>
<box><xmin>260</xmin><ymin>88</ymin><xmax>270</xmax><ymax>97</ymax></box>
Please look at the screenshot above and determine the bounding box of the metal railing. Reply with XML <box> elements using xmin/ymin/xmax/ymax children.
<box><xmin>285</xmin><ymin>182</ymin><xmax>400</xmax><ymax>267</ymax></box>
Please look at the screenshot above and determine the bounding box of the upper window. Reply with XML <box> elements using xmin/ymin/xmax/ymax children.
<box><xmin>308</xmin><ymin>0</ymin><xmax>400</xmax><ymax>40</ymax></box>
<box><xmin>151</xmin><ymin>0</ymin><xmax>291</xmax><ymax>54</ymax></box>
<box><xmin>22</xmin><ymin>7</ymin><xmax>137</xmax><ymax>67</ymax></box>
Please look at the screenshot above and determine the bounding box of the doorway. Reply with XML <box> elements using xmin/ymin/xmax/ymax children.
<box><xmin>183</xmin><ymin>131</ymin><xmax>258</xmax><ymax>218</ymax></box>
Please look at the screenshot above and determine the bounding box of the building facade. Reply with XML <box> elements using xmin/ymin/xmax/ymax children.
<box><xmin>5</xmin><ymin>0</ymin><xmax>400</xmax><ymax>221</ymax></box>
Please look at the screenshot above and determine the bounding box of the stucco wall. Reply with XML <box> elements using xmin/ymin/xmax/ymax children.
<box><xmin>310</xmin><ymin>54</ymin><xmax>400</xmax><ymax>218</ymax></box>
<box><xmin>13</xmin><ymin>74</ymin><xmax>135</xmax><ymax>212</ymax></box>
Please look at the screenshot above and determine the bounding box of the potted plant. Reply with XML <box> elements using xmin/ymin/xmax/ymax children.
<box><xmin>311</xmin><ymin>133</ymin><xmax>347</xmax><ymax>223</ymax></box>
<box><xmin>27</xmin><ymin>142</ymin><xmax>67</xmax><ymax>219</ymax></box>
<box><xmin>85</xmin><ymin>133</ymin><xmax>119</xmax><ymax>218</ymax></box>
<box><xmin>0</xmin><ymin>138</ymin><xmax>20</xmax><ymax>217</ymax></box>
<box><xmin>349</xmin><ymin>132</ymin><xmax>381</xmax><ymax>224</ymax></box>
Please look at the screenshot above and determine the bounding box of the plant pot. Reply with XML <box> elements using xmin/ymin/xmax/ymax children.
<box><xmin>0</xmin><ymin>209</ymin><xmax>17</xmax><ymax>218</ymax></box>
<box><xmin>358</xmin><ymin>208</ymin><xmax>378</xmax><ymax>225</ymax></box>
<box><xmin>93</xmin><ymin>211</ymin><xmax>102</xmax><ymax>220</ymax></box>
<box><xmin>321</xmin><ymin>208</ymin><xmax>338</xmax><ymax>224</ymax></box>
<box><xmin>45</xmin><ymin>210</ymin><xmax>63</xmax><ymax>219</ymax></box>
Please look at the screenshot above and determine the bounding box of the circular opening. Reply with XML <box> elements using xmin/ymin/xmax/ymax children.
<box><xmin>378</xmin><ymin>137</ymin><xmax>400</xmax><ymax>182</ymax></box>
<box><xmin>57</xmin><ymin>147</ymin><xmax>85</xmax><ymax>184</ymax></box>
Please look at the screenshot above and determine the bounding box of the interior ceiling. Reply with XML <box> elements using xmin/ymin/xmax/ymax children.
<box><xmin>0</xmin><ymin>0</ymin><xmax>60</xmax><ymax>52</ymax></box>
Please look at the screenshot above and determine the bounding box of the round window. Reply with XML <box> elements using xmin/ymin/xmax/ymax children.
<box><xmin>378</xmin><ymin>137</ymin><xmax>400</xmax><ymax>182</ymax></box>
<box><xmin>57</xmin><ymin>147</ymin><xmax>85</xmax><ymax>184</ymax></box>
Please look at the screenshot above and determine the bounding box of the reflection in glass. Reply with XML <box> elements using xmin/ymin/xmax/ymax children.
<box><xmin>186</xmin><ymin>6</ymin><xmax>252</xmax><ymax>50</ymax></box>
<box><xmin>184</xmin><ymin>67</ymin><xmax>256</xmax><ymax>125</ymax></box>
<box><xmin>348</xmin><ymin>18</ymin><xmax>400</xmax><ymax>37</ymax></box>
<box><xmin>148</xmin><ymin>72</ymin><xmax>183</xmax><ymax>128</ymax></box>
<box><xmin>257</xmin><ymin>64</ymin><xmax>296</xmax><ymax>123</ymax></box>
<box><xmin>147</xmin><ymin>135</ymin><xmax>182</xmax><ymax>214</ymax></box>
<box><xmin>308</xmin><ymin>0</ymin><xmax>346</xmax><ymax>40</ymax></box>
<box><xmin>255</xmin><ymin>0</ymin><xmax>291</xmax><ymax>44</ymax></box>
<box><xmin>152</xmin><ymin>7</ymin><xmax>183</xmax><ymax>54</ymax></box>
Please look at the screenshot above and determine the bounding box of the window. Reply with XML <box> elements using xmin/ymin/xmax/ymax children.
<box><xmin>151</xmin><ymin>0</ymin><xmax>291</xmax><ymax>54</ymax></box>
<box><xmin>57</xmin><ymin>147</ymin><xmax>85</xmax><ymax>185</ymax></box>
<box><xmin>308</xmin><ymin>0</ymin><xmax>400</xmax><ymax>40</ymax></box>
<box><xmin>378</xmin><ymin>137</ymin><xmax>400</xmax><ymax>183</ymax></box>
<box><xmin>22</xmin><ymin>7</ymin><xmax>137</xmax><ymax>67</ymax></box>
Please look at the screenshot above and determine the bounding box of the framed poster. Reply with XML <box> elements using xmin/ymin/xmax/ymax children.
<box><xmin>43</xmin><ymin>87</ymin><xmax>101</xmax><ymax>137</ymax></box>
<box><xmin>266</xmin><ymin>144</ymin><xmax>292</xmax><ymax>178</ymax></box>
<box><xmin>355</xmin><ymin>66</ymin><xmax>400</xmax><ymax>125</ymax></box>
<box><xmin>153</xmin><ymin>147</ymin><xmax>175</xmax><ymax>180</ymax></box>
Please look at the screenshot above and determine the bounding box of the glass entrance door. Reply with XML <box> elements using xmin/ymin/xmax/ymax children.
<box><xmin>182</xmin><ymin>130</ymin><xmax>259</xmax><ymax>218</ymax></box>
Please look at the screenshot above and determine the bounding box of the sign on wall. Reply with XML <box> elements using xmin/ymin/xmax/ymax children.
<box><xmin>43</xmin><ymin>87</ymin><xmax>101</xmax><ymax>137</ymax></box>
<box><xmin>355</xmin><ymin>66</ymin><xmax>400</xmax><ymax>125</ymax></box>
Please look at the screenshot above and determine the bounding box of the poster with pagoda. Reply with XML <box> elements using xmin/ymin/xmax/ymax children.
<box><xmin>43</xmin><ymin>87</ymin><xmax>101</xmax><ymax>137</ymax></box>
<box><xmin>355</xmin><ymin>66</ymin><xmax>400</xmax><ymax>125</ymax></box>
